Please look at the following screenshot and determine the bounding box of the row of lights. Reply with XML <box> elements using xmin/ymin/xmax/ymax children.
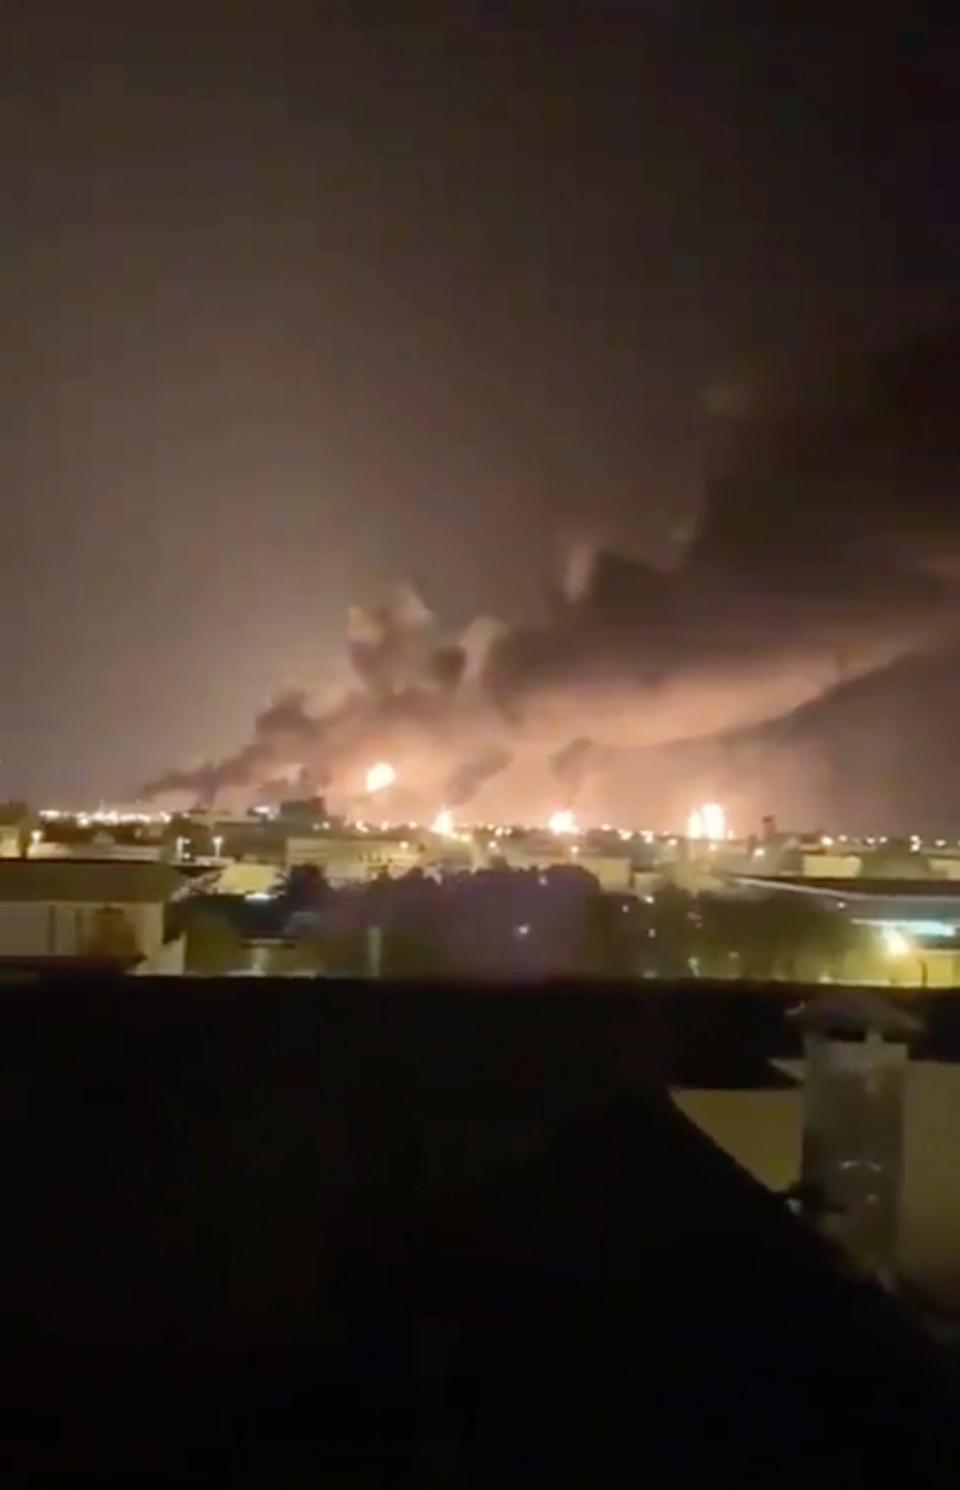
<box><xmin>39</xmin><ymin>808</ymin><xmax>174</xmax><ymax>826</ymax></box>
<box><xmin>822</xmin><ymin>833</ymin><xmax>960</xmax><ymax>851</ymax></box>
<box><xmin>41</xmin><ymin>793</ymin><xmax>960</xmax><ymax>856</ymax></box>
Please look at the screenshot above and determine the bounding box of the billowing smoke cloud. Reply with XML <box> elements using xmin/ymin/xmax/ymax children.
<box><xmin>144</xmin><ymin>325</ymin><xmax>960</xmax><ymax>826</ymax></box>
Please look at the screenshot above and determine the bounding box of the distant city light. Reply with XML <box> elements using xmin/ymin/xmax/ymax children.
<box><xmin>365</xmin><ymin>761</ymin><xmax>396</xmax><ymax>794</ymax></box>
<box><xmin>687</xmin><ymin>801</ymin><xmax>728</xmax><ymax>842</ymax></box>
<box><xmin>548</xmin><ymin>808</ymin><xmax>577</xmax><ymax>835</ymax></box>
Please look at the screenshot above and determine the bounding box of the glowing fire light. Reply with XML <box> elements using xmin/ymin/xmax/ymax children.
<box><xmin>881</xmin><ymin>926</ymin><xmax>911</xmax><ymax>958</ymax></box>
<box><xmin>432</xmin><ymin>808</ymin><xmax>455</xmax><ymax>837</ymax></box>
<box><xmin>548</xmin><ymin>808</ymin><xmax>577</xmax><ymax>836</ymax></box>
<box><xmin>365</xmin><ymin>761</ymin><xmax>396</xmax><ymax>795</ymax></box>
<box><xmin>686</xmin><ymin>801</ymin><xmax>728</xmax><ymax>842</ymax></box>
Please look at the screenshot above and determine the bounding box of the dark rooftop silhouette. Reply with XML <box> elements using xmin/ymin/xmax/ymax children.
<box><xmin>0</xmin><ymin>977</ymin><xmax>955</xmax><ymax>1478</ymax></box>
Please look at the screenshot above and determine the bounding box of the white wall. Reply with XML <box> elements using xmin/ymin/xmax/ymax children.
<box><xmin>0</xmin><ymin>828</ymin><xmax>20</xmax><ymax>859</ymax></box>
<box><xmin>215</xmin><ymin>861</ymin><xmax>281</xmax><ymax>895</ymax></box>
<box><xmin>0</xmin><ymin>903</ymin><xmax>48</xmax><ymax>953</ymax></box>
<box><xmin>496</xmin><ymin>844</ymin><xmax>632</xmax><ymax>890</ymax></box>
<box><xmin>800</xmin><ymin>853</ymin><xmax>862</xmax><ymax>878</ymax></box>
<box><xmin>30</xmin><ymin>843</ymin><xmax>165</xmax><ymax>862</ymax></box>
<box><xmin>285</xmin><ymin>836</ymin><xmax>423</xmax><ymax>881</ymax></box>
<box><xmin>0</xmin><ymin>900</ymin><xmax>167</xmax><ymax>958</ymax></box>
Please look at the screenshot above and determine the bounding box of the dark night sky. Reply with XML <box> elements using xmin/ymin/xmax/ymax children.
<box><xmin>2</xmin><ymin>5</ymin><xmax>957</xmax><ymax>802</ymax></box>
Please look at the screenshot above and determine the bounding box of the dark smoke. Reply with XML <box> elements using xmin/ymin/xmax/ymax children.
<box><xmin>144</xmin><ymin>325</ymin><xmax>960</xmax><ymax>827</ymax></box>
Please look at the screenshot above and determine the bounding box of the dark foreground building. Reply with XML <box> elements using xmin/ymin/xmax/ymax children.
<box><xmin>0</xmin><ymin>977</ymin><xmax>955</xmax><ymax>1478</ymax></box>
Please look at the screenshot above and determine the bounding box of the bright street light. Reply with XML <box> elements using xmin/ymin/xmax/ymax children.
<box><xmin>881</xmin><ymin>926</ymin><xmax>911</xmax><ymax>958</ymax></box>
<box><xmin>880</xmin><ymin>924</ymin><xmax>928</xmax><ymax>988</ymax></box>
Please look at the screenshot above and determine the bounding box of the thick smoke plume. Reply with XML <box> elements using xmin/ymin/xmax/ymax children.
<box><xmin>144</xmin><ymin>327</ymin><xmax>960</xmax><ymax>827</ymax></box>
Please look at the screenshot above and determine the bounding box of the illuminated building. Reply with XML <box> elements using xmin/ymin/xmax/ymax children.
<box><xmin>285</xmin><ymin>831</ymin><xmax>424</xmax><ymax>883</ymax></box>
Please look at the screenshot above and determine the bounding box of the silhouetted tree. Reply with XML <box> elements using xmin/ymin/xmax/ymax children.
<box><xmin>186</xmin><ymin>912</ymin><xmax>245</xmax><ymax>973</ymax></box>
<box><xmin>649</xmin><ymin>885</ymin><xmax>696</xmax><ymax>976</ymax></box>
<box><xmin>698</xmin><ymin>892</ymin><xmax>880</xmax><ymax>984</ymax></box>
<box><xmin>279</xmin><ymin>863</ymin><xmax>329</xmax><ymax>912</ymax></box>
<box><xmin>323</xmin><ymin>927</ymin><xmax>367</xmax><ymax>975</ymax></box>
<box><xmin>581</xmin><ymin>893</ymin><xmax>640</xmax><ymax>975</ymax></box>
<box><xmin>290</xmin><ymin>932</ymin><xmax>327</xmax><ymax>974</ymax></box>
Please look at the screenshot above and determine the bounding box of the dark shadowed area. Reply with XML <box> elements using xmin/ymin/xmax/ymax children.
<box><xmin>0</xmin><ymin>976</ymin><xmax>956</xmax><ymax>1477</ymax></box>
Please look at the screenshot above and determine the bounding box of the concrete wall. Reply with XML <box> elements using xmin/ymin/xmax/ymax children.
<box><xmin>495</xmin><ymin>845</ymin><xmax>632</xmax><ymax>891</ymax></box>
<box><xmin>800</xmin><ymin>853</ymin><xmax>862</xmax><ymax>878</ymax></box>
<box><xmin>30</xmin><ymin>843</ymin><xmax>165</xmax><ymax>862</ymax></box>
<box><xmin>285</xmin><ymin>835</ymin><xmax>423</xmax><ymax>882</ymax></box>
<box><xmin>0</xmin><ymin>827</ymin><xmax>21</xmax><ymax>859</ymax></box>
<box><xmin>568</xmin><ymin>853</ymin><xmax>632</xmax><ymax>891</ymax></box>
<box><xmin>0</xmin><ymin>900</ymin><xmax>167</xmax><ymax>958</ymax></box>
<box><xmin>896</xmin><ymin>948</ymin><xmax>960</xmax><ymax>988</ymax></box>
<box><xmin>215</xmin><ymin>861</ymin><xmax>281</xmax><ymax>895</ymax></box>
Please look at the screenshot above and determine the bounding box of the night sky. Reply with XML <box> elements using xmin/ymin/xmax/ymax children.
<box><xmin>3</xmin><ymin>7</ymin><xmax>957</xmax><ymax>806</ymax></box>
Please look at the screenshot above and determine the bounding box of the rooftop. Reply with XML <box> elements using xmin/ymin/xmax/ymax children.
<box><xmin>0</xmin><ymin>977</ymin><xmax>954</xmax><ymax>1476</ymax></box>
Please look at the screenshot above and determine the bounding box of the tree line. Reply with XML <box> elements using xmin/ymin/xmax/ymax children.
<box><xmin>184</xmin><ymin>865</ymin><xmax>891</xmax><ymax>984</ymax></box>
